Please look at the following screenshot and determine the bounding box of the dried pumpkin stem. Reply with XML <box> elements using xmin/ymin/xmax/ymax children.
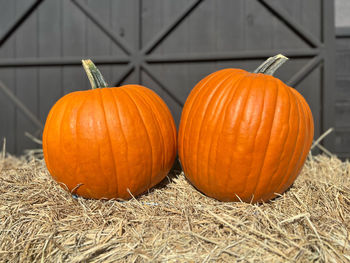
<box><xmin>253</xmin><ymin>54</ymin><xmax>289</xmax><ymax>75</ymax></box>
<box><xmin>82</xmin><ymin>59</ymin><xmax>108</xmax><ymax>89</ymax></box>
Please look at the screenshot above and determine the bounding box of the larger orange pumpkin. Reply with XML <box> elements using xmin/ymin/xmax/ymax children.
<box><xmin>43</xmin><ymin>60</ymin><xmax>177</xmax><ymax>199</ymax></box>
<box><xmin>178</xmin><ymin>55</ymin><xmax>314</xmax><ymax>203</ymax></box>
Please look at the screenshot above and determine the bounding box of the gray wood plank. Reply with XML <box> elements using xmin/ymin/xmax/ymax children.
<box><xmin>334</xmin><ymin>129</ymin><xmax>350</xmax><ymax>154</ymax></box>
<box><xmin>336</xmin><ymin>38</ymin><xmax>350</xmax><ymax>50</ymax></box>
<box><xmin>141</xmin><ymin>0</ymin><xmax>185</xmax><ymax>125</ymax></box>
<box><xmin>141</xmin><ymin>0</ymin><xmax>163</xmax><ymax>50</ymax></box>
<box><xmin>293</xmin><ymin>0</ymin><xmax>322</xmax><ymax>140</ymax></box>
<box><xmin>111</xmin><ymin>0</ymin><xmax>138</xmax><ymax>54</ymax></box>
<box><xmin>86</xmin><ymin>0</ymin><xmax>113</xmax><ymax>56</ymax></box>
<box><xmin>110</xmin><ymin>0</ymin><xmax>137</xmax><ymax>85</ymax></box>
<box><xmin>141</xmin><ymin>0</ymin><xmax>168</xmax><ymax>117</ymax></box>
<box><xmin>0</xmin><ymin>0</ymin><xmax>17</xmax><ymax>49</ymax></box>
<box><xmin>336</xmin><ymin>50</ymin><xmax>350</xmax><ymax>75</ymax></box>
<box><xmin>271</xmin><ymin>0</ymin><xmax>306</xmax><ymax>49</ymax></box>
<box><xmin>0</xmin><ymin>0</ymin><xmax>16</xmax><ymax>153</ymax></box>
<box><xmin>38</xmin><ymin>0</ymin><xmax>62</xmax><ymax>125</ymax></box>
<box><xmin>185</xmin><ymin>0</ymin><xmax>217</xmax><ymax>124</ymax></box>
<box><xmin>335</xmin><ymin>102</ymin><xmax>350</xmax><ymax>128</ymax></box>
<box><xmin>300</xmin><ymin>0</ymin><xmax>321</xmax><ymax>40</ymax></box>
<box><xmin>321</xmin><ymin>0</ymin><xmax>336</xmax><ymax>151</ymax></box>
<box><xmin>336</xmin><ymin>78</ymin><xmax>350</xmax><ymax>101</ymax></box>
<box><xmin>301</xmin><ymin>67</ymin><xmax>321</xmax><ymax>139</ymax></box>
<box><xmin>244</xmin><ymin>0</ymin><xmax>274</xmax><ymax>50</ymax></box>
<box><xmin>217</xmin><ymin>0</ymin><xmax>244</xmax><ymax>52</ymax></box>
<box><xmin>160</xmin><ymin>0</ymin><xmax>191</xmax><ymax>125</ymax></box>
<box><xmin>62</xmin><ymin>0</ymin><xmax>87</xmax><ymax>94</ymax></box>
<box><xmin>216</xmin><ymin>0</ymin><xmax>247</xmax><ymax>74</ymax></box>
<box><xmin>86</xmin><ymin>0</ymin><xmax>112</xmax><ymax>82</ymax></box>
<box><xmin>142</xmin><ymin>0</ymin><xmax>190</xmax><ymax>54</ymax></box>
<box><xmin>268</xmin><ymin>1</ymin><xmax>322</xmax><ymax>140</ymax></box>
<box><xmin>289</xmin><ymin>59</ymin><xmax>322</xmax><ymax>139</ymax></box>
<box><xmin>15</xmin><ymin>0</ymin><xmax>40</xmax><ymax>153</ymax></box>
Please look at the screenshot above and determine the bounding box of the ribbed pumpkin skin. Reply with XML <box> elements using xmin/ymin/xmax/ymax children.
<box><xmin>43</xmin><ymin>85</ymin><xmax>177</xmax><ymax>200</ymax></box>
<box><xmin>178</xmin><ymin>69</ymin><xmax>314</xmax><ymax>203</ymax></box>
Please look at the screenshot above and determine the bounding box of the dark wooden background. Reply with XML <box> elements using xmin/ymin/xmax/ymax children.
<box><xmin>335</xmin><ymin>28</ymin><xmax>350</xmax><ymax>159</ymax></box>
<box><xmin>0</xmin><ymin>0</ymin><xmax>344</xmax><ymax>157</ymax></box>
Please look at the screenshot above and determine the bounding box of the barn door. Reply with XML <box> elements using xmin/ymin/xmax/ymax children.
<box><xmin>0</xmin><ymin>0</ymin><xmax>335</xmax><ymax>154</ymax></box>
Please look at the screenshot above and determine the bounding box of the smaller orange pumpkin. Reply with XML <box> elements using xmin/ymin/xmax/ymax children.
<box><xmin>43</xmin><ymin>60</ymin><xmax>177</xmax><ymax>199</ymax></box>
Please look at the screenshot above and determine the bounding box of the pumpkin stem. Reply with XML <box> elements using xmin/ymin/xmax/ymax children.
<box><xmin>253</xmin><ymin>54</ymin><xmax>289</xmax><ymax>75</ymax></box>
<box><xmin>82</xmin><ymin>59</ymin><xmax>108</xmax><ymax>89</ymax></box>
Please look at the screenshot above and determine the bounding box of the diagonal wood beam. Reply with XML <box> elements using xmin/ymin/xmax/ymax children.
<box><xmin>146</xmin><ymin>49</ymin><xmax>320</xmax><ymax>63</ymax></box>
<box><xmin>141</xmin><ymin>0</ymin><xmax>204</xmax><ymax>55</ymax></box>
<box><xmin>0</xmin><ymin>81</ymin><xmax>43</xmax><ymax>129</ymax></box>
<box><xmin>113</xmin><ymin>63</ymin><xmax>135</xmax><ymax>87</ymax></box>
<box><xmin>0</xmin><ymin>0</ymin><xmax>45</xmax><ymax>47</ymax></box>
<box><xmin>71</xmin><ymin>0</ymin><xmax>134</xmax><ymax>56</ymax></box>
<box><xmin>258</xmin><ymin>0</ymin><xmax>322</xmax><ymax>48</ymax></box>
<box><xmin>287</xmin><ymin>55</ymin><xmax>322</xmax><ymax>87</ymax></box>
<box><xmin>141</xmin><ymin>63</ymin><xmax>184</xmax><ymax>107</ymax></box>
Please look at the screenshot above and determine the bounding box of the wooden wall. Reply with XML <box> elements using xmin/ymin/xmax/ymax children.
<box><xmin>0</xmin><ymin>0</ymin><xmax>337</xmax><ymax>156</ymax></box>
<box><xmin>335</xmin><ymin>32</ymin><xmax>350</xmax><ymax>159</ymax></box>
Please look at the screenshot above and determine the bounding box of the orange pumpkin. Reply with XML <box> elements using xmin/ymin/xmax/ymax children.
<box><xmin>43</xmin><ymin>60</ymin><xmax>177</xmax><ymax>199</ymax></box>
<box><xmin>178</xmin><ymin>55</ymin><xmax>314</xmax><ymax>203</ymax></box>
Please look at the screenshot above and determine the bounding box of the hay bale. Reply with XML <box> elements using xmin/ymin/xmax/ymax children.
<box><xmin>0</xmin><ymin>153</ymin><xmax>349</xmax><ymax>262</ymax></box>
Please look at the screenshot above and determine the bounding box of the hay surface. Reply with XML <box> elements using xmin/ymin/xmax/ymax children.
<box><xmin>1</xmin><ymin>153</ymin><xmax>349</xmax><ymax>263</ymax></box>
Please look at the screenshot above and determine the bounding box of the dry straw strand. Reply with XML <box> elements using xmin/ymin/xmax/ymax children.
<box><xmin>0</xmin><ymin>147</ymin><xmax>349</xmax><ymax>262</ymax></box>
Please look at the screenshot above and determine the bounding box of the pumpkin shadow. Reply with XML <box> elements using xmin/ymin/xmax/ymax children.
<box><xmin>163</xmin><ymin>171</ymin><xmax>296</xmax><ymax>205</ymax></box>
<box><xmin>256</xmin><ymin>183</ymin><xmax>295</xmax><ymax>205</ymax></box>
<box><xmin>270</xmin><ymin>183</ymin><xmax>295</xmax><ymax>202</ymax></box>
<box><xmin>143</xmin><ymin>157</ymin><xmax>182</xmax><ymax>195</ymax></box>
<box><xmin>74</xmin><ymin>159</ymin><xmax>183</xmax><ymax>202</ymax></box>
